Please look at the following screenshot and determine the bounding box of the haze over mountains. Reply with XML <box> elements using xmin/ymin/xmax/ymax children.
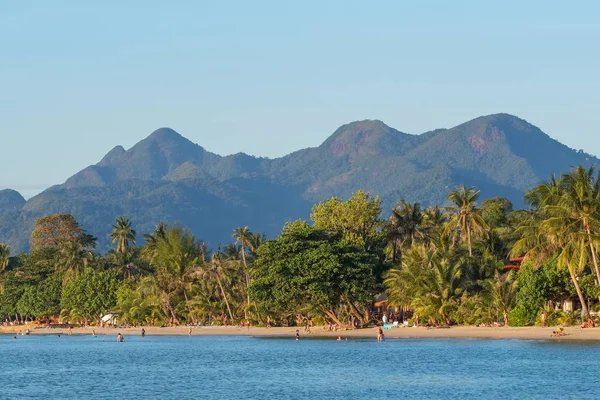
<box><xmin>1</xmin><ymin>113</ymin><xmax>597</xmax><ymax>253</ymax></box>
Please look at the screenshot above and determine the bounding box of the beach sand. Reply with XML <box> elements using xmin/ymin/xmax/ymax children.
<box><xmin>3</xmin><ymin>324</ymin><xmax>600</xmax><ymax>341</ymax></box>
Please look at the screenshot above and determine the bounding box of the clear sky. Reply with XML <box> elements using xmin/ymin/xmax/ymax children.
<box><xmin>2</xmin><ymin>1</ymin><xmax>599</xmax><ymax>198</ymax></box>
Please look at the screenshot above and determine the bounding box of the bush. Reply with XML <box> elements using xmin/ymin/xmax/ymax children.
<box><xmin>508</xmin><ymin>305</ymin><xmax>535</xmax><ymax>327</ymax></box>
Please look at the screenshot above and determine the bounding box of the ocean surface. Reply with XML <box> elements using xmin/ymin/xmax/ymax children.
<box><xmin>1</xmin><ymin>334</ymin><xmax>599</xmax><ymax>399</ymax></box>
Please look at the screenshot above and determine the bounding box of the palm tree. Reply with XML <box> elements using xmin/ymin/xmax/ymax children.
<box><xmin>387</xmin><ymin>201</ymin><xmax>424</xmax><ymax>262</ymax></box>
<box><xmin>142</xmin><ymin>222</ymin><xmax>167</xmax><ymax>264</ymax></box>
<box><xmin>446</xmin><ymin>186</ymin><xmax>489</xmax><ymax>256</ymax></box>
<box><xmin>483</xmin><ymin>271</ymin><xmax>519</xmax><ymax>326</ymax></box>
<box><xmin>552</xmin><ymin>166</ymin><xmax>600</xmax><ymax>289</ymax></box>
<box><xmin>200</xmin><ymin>250</ymin><xmax>235</xmax><ymax>322</ymax></box>
<box><xmin>58</xmin><ymin>240</ymin><xmax>93</xmax><ymax>281</ymax></box>
<box><xmin>0</xmin><ymin>243</ymin><xmax>9</xmax><ymax>273</ymax></box>
<box><xmin>512</xmin><ymin>178</ymin><xmax>591</xmax><ymax>317</ymax></box>
<box><xmin>110</xmin><ymin>216</ymin><xmax>136</xmax><ymax>254</ymax></box>
<box><xmin>233</xmin><ymin>226</ymin><xmax>255</xmax><ymax>308</ymax></box>
<box><xmin>153</xmin><ymin>227</ymin><xmax>201</xmax><ymax>324</ymax></box>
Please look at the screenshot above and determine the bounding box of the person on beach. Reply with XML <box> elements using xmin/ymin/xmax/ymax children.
<box><xmin>141</xmin><ymin>328</ymin><xmax>145</xmax><ymax>337</ymax></box>
<box><xmin>223</xmin><ymin>315</ymin><xmax>228</xmax><ymax>327</ymax></box>
<box><xmin>188</xmin><ymin>327</ymin><xmax>192</xmax><ymax>336</ymax></box>
<box><xmin>415</xmin><ymin>314</ymin><xmax>420</xmax><ymax>327</ymax></box>
<box><xmin>295</xmin><ymin>330</ymin><xmax>300</xmax><ymax>341</ymax></box>
<box><xmin>541</xmin><ymin>310</ymin><xmax>546</xmax><ymax>328</ymax></box>
<box><xmin>246</xmin><ymin>320</ymin><xmax>251</xmax><ymax>330</ymax></box>
<box><xmin>382</xmin><ymin>314</ymin><xmax>387</xmax><ymax>325</ymax></box>
<box><xmin>266</xmin><ymin>316</ymin><xmax>271</xmax><ymax>329</ymax></box>
<box><xmin>67</xmin><ymin>326</ymin><xmax>72</xmax><ymax>336</ymax></box>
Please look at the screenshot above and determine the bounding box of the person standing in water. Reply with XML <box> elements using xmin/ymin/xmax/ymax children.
<box><xmin>92</xmin><ymin>329</ymin><xmax>96</xmax><ymax>337</ymax></box>
<box><xmin>117</xmin><ymin>333</ymin><xmax>124</xmax><ymax>342</ymax></box>
<box><xmin>377</xmin><ymin>326</ymin><xmax>384</xmax><ymax>342</ymax></box>
<box><xmin>188</xmin><ymin>327</ymin><xmax>192</xmax><ymax>337</ymax></box>
<box><xmin>295</xmin><ymin>330</ymin><xmax>300</xmax><ymax>341</ymax></box>
<box><xmin>141</xmin><ymin>328</ymin><xmax>145</xmax><ymax>337</ymax></box>
<box><xmin>67</xmin><ymin>326</ymin><xmax>72</xmax><ymax>336</ymax></box>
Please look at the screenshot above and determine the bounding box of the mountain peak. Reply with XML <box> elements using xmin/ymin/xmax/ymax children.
<box><xmin>322</xmin><ymin>119</ymin><xmax>412</xmax><ymax>158</ymax></box>
<box><xmin>0</xmin><ymin>189</ymin><xmax>26</xmax><ymax>215</ymax></box>
<box><xmin>147</xmin><ymin>127</ymin><xmax>184</xmax><ymax>141</ymax></box>
<box><xmin>98</xmin><ymin>145</ymin><xmax>126</xmax><ymax>166</ymax></box>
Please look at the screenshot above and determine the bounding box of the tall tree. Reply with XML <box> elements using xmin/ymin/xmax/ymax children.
<box><xmin>446</xmin><ymin>185</ymin><xmax>488</xmax><ymax>256</ymax></box>
<box><xmin>233</xmin><ymin>226</ymin><xmax>254</xmax><ymax>308</ymax></box>
<box><xmin>110</xmin><ymin>216</ymin><xmax>136</xmax><ymax>254</ymax></box>
<box><xmin>0</xmin><ymin>243</ymin><xmax>9</xmax><ymax>272</ymax></box>
<box><xmin>30</xmin><ymin>214</ymin><xmax>95</xmax><ymax>250</ymax></box>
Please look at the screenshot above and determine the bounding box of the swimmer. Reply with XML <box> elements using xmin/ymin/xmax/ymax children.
<box><xmin>92</xmin><ymin>330</ymin><xmax>96</xmax><ymax>337</ymax></box>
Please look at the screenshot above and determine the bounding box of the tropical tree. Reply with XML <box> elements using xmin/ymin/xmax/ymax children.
<box><xmin>233</xmin><ymin>226</ymin><xmax>254</xmax><ymax>308</ymax></box>
<box><xmin>0</xmin><ymin>243</ymin><xmax>9</xmax><ymax>272</ymax></box>
<box><xmin>483</xmin><ymin>271</ymin><xmax>519</xmax><ymax>326</ymax></box>
<box><xmin>153</xmin><ymin>227</ymin><xmax>201</xmax><ymax>324</ymax></box>
<box><xmin>110</xmin><ymin>216</ymin><xmax>136</xmax><ymax>254</ymax></box>
<box><xmin>445</xmin><ymin>185</ymin><xmax>489</xmax><ymax>256</ymax></box>
<box><xmin>387</xmin><ymin>201</ymin><xmax>423</xmax><ymax>262</ymax></box>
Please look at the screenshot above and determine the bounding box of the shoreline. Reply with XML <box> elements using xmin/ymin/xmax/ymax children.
<box><xmin>3</xmin><ymin>325</ymin><xmax>600</xmax><ymax>341</ymax></box>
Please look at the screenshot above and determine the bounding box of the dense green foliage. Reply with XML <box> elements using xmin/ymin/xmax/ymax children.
<box><xmin>1</xmin><ymin>114</ymin><xmax>598</xmax><ymax>254</ymax></box>
<box><xmin>2</xmin><ymin>164</ymin><xmax>600</xmax><ymax>328</ymax></box>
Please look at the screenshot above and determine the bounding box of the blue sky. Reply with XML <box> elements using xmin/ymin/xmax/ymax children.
<box><xmin>2</xmin><ymin>1</ymin><xmax>599</xmax><ymax>198</ymax></box>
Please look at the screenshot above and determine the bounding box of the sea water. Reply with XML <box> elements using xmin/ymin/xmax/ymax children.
<box><xmin>0</xmin><ymin>334</ymin><xmax>598</xmax><ymax>399</ymax></box>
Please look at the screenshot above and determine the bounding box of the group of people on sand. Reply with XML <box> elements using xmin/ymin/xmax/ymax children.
<box><xmin>581</xmin><ymin>318</ymin><xmax>596</xmax><ymax>328</ymax></box>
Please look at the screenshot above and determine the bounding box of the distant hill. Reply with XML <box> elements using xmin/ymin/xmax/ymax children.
<box><xmin>1</xmin><ymin>113</ymin><xmax>596</xmax><ymax>253</ymax></box>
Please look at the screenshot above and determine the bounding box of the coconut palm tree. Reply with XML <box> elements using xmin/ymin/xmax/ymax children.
<box><xmin>153</xmin><ymin>227</ymin><xmax>201</xmax><ymax>324</ymax></box>
<box><xmin>58</xmin><ymin>240</ymin><xmax>93</xmax><ymax>281</ymax></box>
<box><xmin>0</xmin><ymin>243</ymin><xmax>9</xmax><ymax>273</ymax></box>
<box><xmin>199</xmin><ymin>250</ymin><xmax>235</xmax><ymax>322</ymax></box>
<box><xmin>512</xmin><ymin>180</ymin><xmax>590</xmax><ymax>317</ymax></box>
<box><xmin>551</xmin><ymin>166</ymin><xmax>600</xmax><ymax>289</ymax></box>
<box><xmin>387</xmin><ymin>201</ymin><xmax>424</xmax><ymax>262</ymax></box>
<box><xmin>142</xmin><ymin>222</ymin><xmax>167</xmax><ymax>264</ymax></box>
<box><xmin>233</xmin><ymin>226</ymin><xmax>255</xmax><ymax>308</ymax></box>
<box><xmin>110</xmin><ymin>216</ymin><xmax>136</xmax><ymax>254</ymax></box>
<box><xmin>483</xmin><ymin>270</ymin><xmax>519</xmax><ymax>326</ymax></box>
<box><xmin>445</xmin><ymin>186</ymin><xmax>489</xmax><ymax>256</ymax></box>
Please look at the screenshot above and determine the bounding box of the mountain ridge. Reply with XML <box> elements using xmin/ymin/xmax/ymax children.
<box><xmin>1</xmin><ymin>113</ymin><xmax>597</xmax><ymax>253</ymax></box>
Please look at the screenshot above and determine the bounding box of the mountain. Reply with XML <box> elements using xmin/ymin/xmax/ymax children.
<box><xmin>0</xmin><ymin>113</ymin><xmax>596</xmax><ymax>253</ymax></box>
<box><xmin>0</xmin><ymin>189</ymin><xmax>25</xmax><ymax>215</ymax></box>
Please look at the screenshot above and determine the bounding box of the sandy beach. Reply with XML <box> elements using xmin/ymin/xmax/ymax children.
<box><xmin>3</xmin><ymin>324</ymin><xmax>600</xmax><ymax>341</ymax></box>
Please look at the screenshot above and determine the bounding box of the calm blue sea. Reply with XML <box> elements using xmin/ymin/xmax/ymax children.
<box><xmin>0</xmin><ymin>334</ymin><xmax>598</xmax><ymax>399</ymax></box>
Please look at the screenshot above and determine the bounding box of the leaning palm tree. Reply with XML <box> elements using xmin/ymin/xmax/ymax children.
<box><xmin>110</xmin><ymin>216</ymin><xmax>136</xmax><ymax>254</ymax></box>
<box><xmin>552</xmin><ymin>166</ymin><xmax>600</xmax><ymax>290</ymax></box>
<box><xmin>0</xmin><ymin>243</ymin><xmax>9</xmax><ymax>273</ymax></box>
<box><xmin>445</xmin><ymin>186</ymin><xmax>489</xmax><ymax>256</ymax></box>
<box><xmin>512</xmin><ymin>188</ymin><xmax>590</xmax><ymax>317</ymax></box>
<box><xmin>199</xmin><ymin>250</ymin><xmax>235</xmax><ymax>323</ymax></box>
<box><xmin>233</xmin><ymin>227</ymin><xmax>255</xmax><ymax>308</ymax></box>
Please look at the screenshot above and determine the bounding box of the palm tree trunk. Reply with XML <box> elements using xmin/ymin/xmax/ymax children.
<box><xmin>241</xmin><ymin>246</ymin><xmax>251</xmax><ymax>308</ymax></box>
<box><xmin>585</xmin><ymin>226</ymin><xmax>600</xmax><ymax>302</ymax></box>
<box><xmin>566</xmin><ymin>261</ymin><xmax>589</xmax><ymax>317</ymax></box>
<box><xmin>216</xmin><ymin>272</ymin><xmax>234</xmax><ymax>322</ymax></box>
<box><xmin>467</xmin><ymin>222</ymin><xmax>473</xmax><ymax>256</ymax></box>
<box><xmin>183</xmin><ymin>289</ymin><xmax>195</xmax><ymax>324</ymax></box>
